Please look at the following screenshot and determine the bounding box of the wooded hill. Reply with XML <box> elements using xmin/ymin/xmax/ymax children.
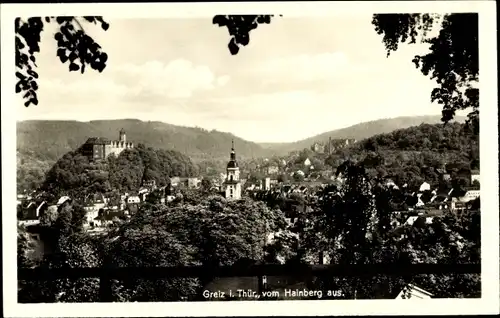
<box><xmin>261</xmin><ymin>115</ymin><xmax>466</xmax><ymax>155</ymax></box>
<box><xmin>40</xmin><ymin>144</ymin><xmax>198</xmax><ymax>200</ymax></box>
<box><xmin>324</xmin><ymin>122</ymin><xmax>479</xmax><ymax>190</ymax></box>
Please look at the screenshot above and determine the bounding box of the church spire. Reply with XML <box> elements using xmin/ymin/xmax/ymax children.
<box><xmin>230</xmin><ymin>139</ymin><xmax>236</xmax><ymax>161</ymax></box>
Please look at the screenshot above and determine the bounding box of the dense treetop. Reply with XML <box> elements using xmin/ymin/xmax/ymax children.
<box><xmin>40</xmin><ymin>144</ymin><xmax>198</xmax><ymax>200</ymax></box>
<box><xmin>316</xmin><ymin>122</ymin><xmax>478</xmax><ymax>190</ymax></box>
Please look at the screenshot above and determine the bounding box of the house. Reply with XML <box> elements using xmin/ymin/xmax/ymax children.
<box><xmin>170</xmin><ymin>177</ymin><xmax>181</xmax><ymax>187</ymax></box>
<box><xmin>188</xmin><ymin>177</ymin><xmax>201</xmax><ymax>189</ymax></box>
<box><xmin>459</xmin><ymin>189</ymin><xmax>480</xmax><ymax>203</ymax></box>
<box><xmin>470</xmin><ymin>170</ymin><xmax>480</xmax><ymax>184</ymax></box>
<box><xmin>404</xmin><ymin>216</ymin><xmax>419</xmax><ymax>226</ymax></box>
<box><xmin>450</xmin><ymin>198</ymin><xmax>467</xmax><ymax>211</ymax></box>
<box><xmin>85</xmin><ymin>194</ymin><xmax>106</xmax><ymax>210</ymax></box>
<box><xmin>396</xmin><ymin>284</ymin><xmax>433</xmax><ymax>299</ymax></box>
<box><xmin>385</xmin><ymin>178</ymin><xmax>399</xmax><ymax>189</ymax></box>
<box><xmin>419</xmin><ymin>182</ymin><xmax>431</xmax><ymax>192</ymax></box>
<box><xmin>127</xmin><ymin>196</ymin><xmax>141</xmax><ymax>204</ymax></box>
<box><xmin>303</xmin><ymin>158</ymin><xmax>311</xmax><ymax>167</ymax></box>
<box><xmin>143</xmin><ymin>180</ymin><xmax>157</xmax><ymax>190</ymax></box>
<box><xmin>83</xmin><ymin>205</ymin><xmax>100</xmax><ymax>226</ymax></box>
<box><xmin>267</xmin><ymin>165</ymin><xmax>279</xmax><ymax>175</ymax></box>
<box><xmin>294</xmin><ymin>170</ymin><xmax>305</xmax><ymax>177</ymax></box>
<box><xmin>263</xmin><ymin>177</ymin><xmax>271</xmax><ymax>191</ymax></box>
<box><xmin>57</xmin><ymin>196</ymin><xmax>71</xmax><ymax>206</ymax></box>
<box><xmin>311</xmin><ymin>142</ymin><xmax>325</xmax><ymax>153</ymax></box>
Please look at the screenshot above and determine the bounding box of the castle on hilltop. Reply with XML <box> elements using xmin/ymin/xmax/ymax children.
<box><xmin>82</xmin><ymin>128</ymin><xmax>134</xmax><ymax>161</ymax></box>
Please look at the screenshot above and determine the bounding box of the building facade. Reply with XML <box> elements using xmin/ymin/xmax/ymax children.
<box><xmin>471</xmin><ymin>169</ymin><xmax>480</xmax><ymax>184</ymax></box>
<box><xmin>224</xmin><ymin>141</ymin><xmax>242</xmax><ymax>200</ymax></box>
<box><xmin>81</xmin><ymin>128</ymin><xmax>134</xmax><ymax>161</ymax></box>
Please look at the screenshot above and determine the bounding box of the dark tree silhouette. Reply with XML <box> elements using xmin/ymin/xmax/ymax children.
<box><xmin>212</xmin><ymin>15</ymin><xmax>278</xmax><ymax>55</ymax></box>
<box><xmin>372</xmin><ymin>13</ymin><xmax>479</xmax><ymax>134</ymax></box>
<box><xmin>15</xmin><ymin>16</ymin><xmax>109</xmax><ymax>107</ymax></box>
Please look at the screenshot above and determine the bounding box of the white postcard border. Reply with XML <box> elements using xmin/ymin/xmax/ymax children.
<box><xmin>2</xmin><ymin>1</ymin><xmax>498</xmax><ymax>316</ymax></box>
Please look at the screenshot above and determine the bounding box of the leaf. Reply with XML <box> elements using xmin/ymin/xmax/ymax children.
<box><xmin>100</xmin><ymin>52</ymin><xmax>108</xmax><ymax>63</ymax></box>
<box><xmin>27</xmin><ymin>69</ymin><xmax>38</xmax><ymax>79</ymax></box>
<box><xmin>228</xmin><ymin>37</ymin><xmax>239</xmax><ymax>55</ymax></box>
<box><xmin>69</xmin><ymin>62</ymin><xmax>80</xmax><ymax>72</ymax></box>
<box><xmin>68</xmin><ymin>52</ymin><xmax>78</xmax><ymax>62</ymax></box>
<box><xmin>15</xmin><ymin>72</ymin><xmax>26</xmax><ymax>80</ymax></box>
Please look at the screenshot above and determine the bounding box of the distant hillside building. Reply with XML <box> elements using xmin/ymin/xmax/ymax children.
<box><xmin>326</xmin><ymin>137</ymin><xmax>356</xmax><ymax>154</ymax></box>
<box><xmin>311</xmin><ymin>142</ymin><xmax>325</xmax><ymax>153</ymax></box>
<box><xmin>82</xmin><ymin>128</ymin><xmax>134</xmax><ymax>161</ymax></box>
<box><xmin>223</xmin><ymin>140</ymin><xmax>242</xmax><ymax>200</ymax></box>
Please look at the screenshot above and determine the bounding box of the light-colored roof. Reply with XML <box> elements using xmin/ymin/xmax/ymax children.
<box><xmin>396</xmin><ymin>284</ymin><xmax>433</xmax><ymax>299</ymax></box>
<box><xmin>405</xmin><ymin>216</ymin><xmax>419</xmax><ymax>226</ymax></box>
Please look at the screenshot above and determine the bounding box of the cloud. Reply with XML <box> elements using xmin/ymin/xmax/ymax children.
<box><xmin>36</xmin><ymin>59</ymin><xmax>230</xmax><ymax>106</ymax></box>
<box><xmin>255</xmin><ymin>52</ymin><xmax>349</xmax><ymax>84</ymax></box>
<box><xmin>114</xmin><ymin>59</ymin><xmax>229</xmax><ymax>100</ymax></box>
<box><xmin>41</xmin><ymin>77</ymin><xmax>128</xmax><ymax>99</ymax></box>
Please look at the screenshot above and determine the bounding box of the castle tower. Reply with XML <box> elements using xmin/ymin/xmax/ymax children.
<box><xmin>224</xmin><ymin>139</ymin><xmax>241</xmax><ymax>200</ymax></box>
<box><xmin>119</xmin><ymin>128</ymin><xmax>126</xmax><ymax>143</ymax></box>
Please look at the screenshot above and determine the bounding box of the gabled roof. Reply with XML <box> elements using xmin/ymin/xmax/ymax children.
<box><xmin>396</xmin><ymin>284</ymin><xmax>433</xmax><ymax>299</ymax></box>
<box><xmin>57</xmin><ymin>196</ymin><xmax>71</xmax><ymax>205</ymax></box>
<box><xmin>405</xmin><ymin>216</ymin><xmax>419</xmax><ymax>226</ymax></box>
<box><xmin>85</xmin><ymin>137</ymin><xmax>111</xmax><ymax>145</ymax></box>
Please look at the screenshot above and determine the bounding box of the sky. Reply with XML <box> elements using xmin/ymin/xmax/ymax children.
<box><xmin>18</xmin><ymin>15</ymin><xmax>449</xmax><ymax>143</ymax></box>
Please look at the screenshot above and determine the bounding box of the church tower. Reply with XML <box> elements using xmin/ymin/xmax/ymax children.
<box><xmin>119</xmin><ymin>128</ymin><xmax>126</xmax><ymax>143</ymax></box>
<box><xmin>224</xmin><ymin>140</ymin><xmax>241</xmax><ymax>200</ymax></box>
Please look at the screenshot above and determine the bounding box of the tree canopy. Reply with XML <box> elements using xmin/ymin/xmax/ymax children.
<box><xmin>18</xmin><ymin>194</ymin><xmax>289</xmax><ymax>302</ymax></box>
<box><xmin>16</xmin><ymin>17</ymin><xmax>109</xmax><ymax>107</ymax></box>
<box><xmin>372</xmin><ymin>13</ymin><xmax>479</xmax><ymax>133</ymax></box>
<box><xmin>41</xmin><ymin>145</ymin><xmax>198</xmax><ymax>200</ymax></box>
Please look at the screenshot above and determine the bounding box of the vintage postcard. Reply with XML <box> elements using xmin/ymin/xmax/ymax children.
<box><xmin>1</xmin><ymin>1</ymin><xmax>498</xmax><ymax>316</ymax></box>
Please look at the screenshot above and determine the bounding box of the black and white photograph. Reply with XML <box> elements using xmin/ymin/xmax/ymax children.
<box><xmin>2</xmin><ymin>1</ymin><xmax>499</xmax><ymax>316</ymax></box>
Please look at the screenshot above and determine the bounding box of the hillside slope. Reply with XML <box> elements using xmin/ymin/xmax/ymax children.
<box><xmin>261</xmin><ymin>115</ymin><xmax>466</xmax><ymax>155</ymax></box>
<box><xmin>17</xmin><ymin>119</ymin><xmax>273</xmax><ymax>162</ymax></box>
<box><xmin>41</xmin><ymin>145</ymin><xmax>198</xmax><ymax>199</ymax></box>
<box><xmin>328</xmin><ymin>122</ymin><xmax>478</xmax><ymax>189</ymax></box>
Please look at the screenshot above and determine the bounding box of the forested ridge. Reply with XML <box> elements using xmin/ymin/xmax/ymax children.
<box><xmin>262</xmin><ymin>115</ymin><xmax>465</xmax><ymax>155</ymax></box>
<box><xmin>17</xmin><ymin>116</ymin><xmax>464</xmax><ymax>192</ymax></box>
<box><xmin>17</xmin><ymin>119</ymin><xmax>271</xmax><ymax>162</ymax></box>
<box><xmin>323</xmin><ymin>122</ymin><xmax>479</xmax><ymax>189</ymax></box>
